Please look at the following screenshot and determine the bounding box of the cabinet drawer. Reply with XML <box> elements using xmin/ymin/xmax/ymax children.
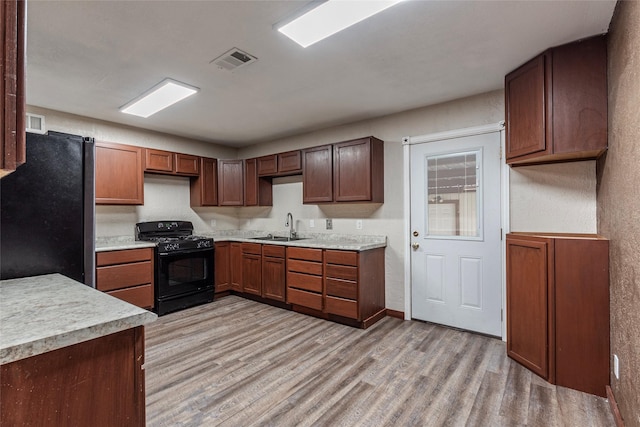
<box><xmin>287</xmin><ymin>247</ymin><xmax>323</xmax><ymax>262</ymax></box>
<box><xmin>96</xmin><ymin>261</ymin><xmax>152</xmax><ymax>291</ymax></box>
<box><xmin>144</xmin><ymin>148</ymin><xmax>173</xmax><ymax>172</ymax></box>
<box><xmin>278</xmin><ymin>150</ymin><xmax>302</xmax><ymax>174</ymax></box>
<box><xmin>242</xmin><ymin>242</ymin><xmax>262</xmax><ymax>255</ymax></box>
<box><xmin>325</xmin><ymin>278</ymin><xmax>357</xmax><ymax>300</ymax></box>
<box><xmin>287</xmin><ymin>272</ymin><xmax>323</xmax><ymax>293</ymax></box>
<box><xmin>107</xmin><ymin>284</ymin><xmax>153</xmax><ymax>309</ymax></box>
<box><xmin>325</xmin><ymin>264</ymin><xmax>358</xmax><ymax>281</ymax></box>
<box><xmin>175</xmin><ymin>154</ymin><xmax>200</xmax><ymax>176</ymax></box>
<box><xmin>324</xmin><ymin>250</ymin><xmax>357</xmax><ymax>266</ymax></box>
<box><xmin>326</xmin><ymin>296</ymin><xmax>358</xmax><ymax>319</ymax></box>
<box><xmin>257</xmin><ymin>155</ymin><xmax>277</xmax><ymax>176</ymax></box>
<box><xmin>263</xmin><ymin>244</ymin><xmax>285</xmax><ymax>258</ymax></box>
<box><xmin>96</xmin><ymin>248</ymin><xmax>152</xmax><ymax>266</ymax></box>
<box><xmin>287</xmin><ymin>259</ymin><xmax>323</xmax><ymax>276</ymax></box>
<box><xmin>287</xmin><ymin>288</ymin><xmax>323</xmax><ymax>311</ymax></box>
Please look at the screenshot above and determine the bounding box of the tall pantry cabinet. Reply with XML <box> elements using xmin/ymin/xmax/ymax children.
<box><xmin>504</xmin><ymin>35</ymin><xmax>610</xmax><ymax>397</ymax></box>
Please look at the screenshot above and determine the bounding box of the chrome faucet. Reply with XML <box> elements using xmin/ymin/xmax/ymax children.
<box><xmin>285</xmin><ymin>212</ymin><xmax>297</xmax><ymax>239</ymax></box>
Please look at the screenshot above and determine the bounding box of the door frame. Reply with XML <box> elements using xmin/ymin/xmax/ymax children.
<box><xmin>402</xmin><ymin>121</ymin><xmax>510</xmax><ymax>340</ymax></box>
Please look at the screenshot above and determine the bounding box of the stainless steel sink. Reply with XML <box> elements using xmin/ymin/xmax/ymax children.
<box><xmin>250</xmin><ymin>235</ymin><xmax>308</xmax><ymax>242</ymax></box>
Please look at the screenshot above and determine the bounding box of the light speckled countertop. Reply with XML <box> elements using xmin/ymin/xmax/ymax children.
<box><xmin>0</xmin><ymin>274</ymin><xmax>157</xmax><ymax>365</ymax></box>
<box><xmin>95</xmin><ymin>230</ymin><xmax>387</xmax><ymax>252</ymax></box>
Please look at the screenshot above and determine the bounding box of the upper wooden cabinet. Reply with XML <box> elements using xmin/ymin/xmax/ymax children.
<box><xmin>257</xmin><ymin>150</ymin><xmax>302</xmax><ymax>177</ymax></box>
<box><xmin>505</xmin><ymin>35</ymin><xmax>607</xmax><ymax>166</ymax></box>
<box><xmin>334</xmin><ymin>137</ymin><xmax>384</xmax><ymax>203</ymax></box>
<box><xmin>1</xmin><ymin>0</ymin><xmax>26</xmax><ymax>178</ymax></box>
<box><xmin>217</xmin><ymin>159</ymin><xmax>244</xmax><ymax>206</ymax></box>
<box><xmin>303</xmin><ymin>145</ymin><xmax>334</xmax><ymax>203</ymax></box>
<box><xmin>144</xmin><ymin>148</ymin><xmax>199</xmax><ymax>176</ymax></box>
<box><xmin>95</xmin><ymin>142</ymin><xmax>144</xmax><ymax>205</ymax></box>
<box><xmin>190</xmin><ymin>157</ymin><xmax>217</xmax><ymax>207</ymax></box>
<box><xmin>506</xmin><ymin>233</ymin><xmax>609</xmax><ymax>397</ymax></box>
<box><xmin>245</xmin><ymin>158</ymin><xmax>272</xmax><ymax>207</ymax></box>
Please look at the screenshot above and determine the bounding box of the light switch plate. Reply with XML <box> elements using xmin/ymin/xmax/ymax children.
<box><xmin>356</xmin><ymin>220</ymin><xmax>363</xmax><ymax>230</ymax></box>
<box><xmin>310</xmin><ymin>219</ymin><xmax>315</xmax><ymax>228</ymax></box>
<box><xmin>210</xmin><ymin>219</ymin><xmax>216</xmax><ymax>228</ymax></box>
<box><xmin>326</xmin><ymin>219</ymin><xmax>333</xmax><ymax>230</ymax></box>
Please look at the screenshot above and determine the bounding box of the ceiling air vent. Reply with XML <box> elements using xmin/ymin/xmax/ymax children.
<box><xmin>210</xmin><ymin>48</ymin><xmax>257</xmax><ymax>71</ymax></box>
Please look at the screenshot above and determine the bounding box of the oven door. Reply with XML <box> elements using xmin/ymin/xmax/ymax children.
<box><xmin>156</xmin><ymin>248</ymin><xmax>214</xmax><ymax>300</ymax></box>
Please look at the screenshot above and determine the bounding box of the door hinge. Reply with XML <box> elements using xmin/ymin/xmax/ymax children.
<box><xmin>500</xmin><ymin>228</ymin><xmax>503</xmax><ymax>241</ymax></box>
<box><xmin>499</xmin><ymin>145</ymin><xmax>502</xmax><ymax>160</ymax></box>
<box><xmin>501</xmin><ymin>309</ymin><xmax>503</xmax><ymax>321</ymax></box>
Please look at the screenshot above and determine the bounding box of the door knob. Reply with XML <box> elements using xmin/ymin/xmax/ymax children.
<box><xmin>411</xmin><ymin>242</ymin><xmax>420</xmax><ymax>250</ymax></box>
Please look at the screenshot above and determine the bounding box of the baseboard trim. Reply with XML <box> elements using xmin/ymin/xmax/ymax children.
<box><xmin>386</xmin><ymin>309</ymin><xmax>405</xmax><ymax>319</ymax></box>
<box><xmin>606</xmin><ymin>385</ymin><xmax>625</xmax><ymax>427</ymax></box>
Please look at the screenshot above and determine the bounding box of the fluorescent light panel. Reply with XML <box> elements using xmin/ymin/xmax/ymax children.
<box><xmin>278</xmin><ymin>0</ymin><xmax>404</xmax><ymax>48</ymax></box>
<box><xmin>120</xmin><ymin>78</ymin><xmax>198</xmax><ymax>118</ymax></box>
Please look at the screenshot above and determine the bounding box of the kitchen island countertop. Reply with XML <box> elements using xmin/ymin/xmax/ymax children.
<box><xmin>0</xmin><ymin>274</ymin><xmax>157</xmax><ymax>365</ymax></box>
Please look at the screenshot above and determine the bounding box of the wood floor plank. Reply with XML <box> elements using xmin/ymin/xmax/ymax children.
<box><xmin>145</xmin><ymin>296</ymin><xmax>615</xmax><ymax>427</ymax></box>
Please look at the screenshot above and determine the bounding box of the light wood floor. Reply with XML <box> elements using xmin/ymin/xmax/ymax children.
<box><xmin>145</xmin><ymin>295</ymin><xmax>614</xmax><ymax>426</ymax></box>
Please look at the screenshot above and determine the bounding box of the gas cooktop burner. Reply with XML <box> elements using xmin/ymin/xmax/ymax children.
<box><xmin>135</xmin><ymin>221</ymin><xmax>214</xmax><ymax>253</ymax></box>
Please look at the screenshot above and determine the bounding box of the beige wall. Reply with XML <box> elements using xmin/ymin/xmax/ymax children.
<box><xmin>598</xmin><ymin>1</ymin><xmax>640</xmax><ymax>425</ymax></box>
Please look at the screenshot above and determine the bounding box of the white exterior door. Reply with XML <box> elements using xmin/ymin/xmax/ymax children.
<box><xmin>410</xmin><ymin>131</ymin><xmax>502</xmax><ymax>336</ymax></box>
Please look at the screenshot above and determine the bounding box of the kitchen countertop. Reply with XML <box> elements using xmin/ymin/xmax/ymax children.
<box><xmin>95</xmin><ymin>230</ymin><xmax>387</xmax><ymax>252</ymax></box>
<box><xmin>0</xmin><ymin>274</ymin><xmax>157</xmax><ymax>365</ymax></box>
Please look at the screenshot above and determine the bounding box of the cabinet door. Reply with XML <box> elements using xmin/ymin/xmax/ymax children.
<box><xmin>278</xmin><ymin>150</ymin><xmax>302</xmax><ymax>174</ymax></box>
<box><xmin>244</xmin><ymin>158</ymin><xmax>258</xmax><ymax>206</ymax></box>
<box><xmin>262</xmin><ymin>254</ymin><xmax>286</xmax><ymax>302</ymax></box>
<box><xmin>190</xmin><ymin>157</ymin><xmax>217</xmax><ymax>206</ymax></box>
<box><xmin>303</xmin><ymin>145</ymin><xmax>333</xmax><ymax>203</ymax></box>
<box><xmin>333</xmin><ymin>137</ymin><xmax>383</xmax><ymax>203</ymax></box>
<box><xmin>218</xmin><ymin>160</ymin><xmax>244</xmax><ymax>206</ymax></box>
<box><xmin>144</xmin><ymin>149</ymin><xmax>173</xmax><ymax>173</ymax></box>
<box><xmin>175</xmin><ymin>153</ymin><xmax>199</xmax><ymax>176</ymax></box>
<box><xmin>506</xmin><ymin>235</ymin><xmax>553</xmax><ymax>380</ymax></box>
<box><xmin>505</xmin><ymin>54</ymin><xmax>550</xmax><ymax>161</ymax></box>
<box><xmin>95</xmin><ymin>142</ymin><xmax>144</xmax><ymax>205</ymax></box>
<box><xmin>215</xmin><ymin>242</ymin><xmax>230</xmax><ymax>292</ymax></box>
<box><xmin>257</xmin><ymin>155</ymin><xmax>277</xmax><ymax>176</ymax></box>
<box><xmin>0</xmin><ymin>0</ymin><xmax>26</xmax><ymax>178</ymax></box>
<box><xmin>230</xmin><ymin>242</ymin><xmax>242</xmax><ymax>291</ymax></box>
<box><xmin>242</xmin><ymin>253</ymin><xmax>262</xmax><ymax>296</ymax></box>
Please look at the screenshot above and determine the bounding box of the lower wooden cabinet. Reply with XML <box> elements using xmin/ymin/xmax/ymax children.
<box><xmin>214</xmin><ymin>242</ymin><xmax>230</xmax><ymax>292</ymax></box>
<box><xmin>241</xmin><ymin>243</ymin><xmax>262</xmax><ymax>296</ymax></box>
<box><xmin>262</xmin><ymin>245</ymin><xmax>286</xmax><ymax>302</ymax></box>
<box><xmin>230</xmin><ymin>242</ymin><xmax>243</xmax><ymax>292</ymax></box>
<box><xmin>506</xmin><ymin>233</ymin><xmax>609</xmax><ymax>397</ymax></box>
<box><xmin>286</xmin><ymin>247</ymin><xmax>324</xmax><ymax>311</ymax></box>
<box><xmin>1</xmin><ymin>326</ymin><xmax>146</xmax><ymax>426</ymax></box>
<box><xmin>96</xmin><ymin>248</ymin><xmax>154</xmax><ymax>309</ymax></box>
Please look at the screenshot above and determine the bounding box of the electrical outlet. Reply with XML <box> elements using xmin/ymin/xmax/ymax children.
<box><xmin>326</xmin><ymin>219</ymin><xmax>333</xmax><ymax>230</ymax></box>
<box><xmin>310</xmin><ymin>219</ymin><xmax>315</xmax><ymax>228</ymax></box>
<box><xmin>356</xmin><ymin>220</ymin><xmax>363</xmax><ymax>230</ymax></box>
<box><xmin>210</xmin><ymin>219</ymin><xmax>216</xmax><ymax>228</ymax></box>
<box><xmin>614</xmin><ymin>354</ymin><xmax>620</xmax><ymax>380</ymax></box>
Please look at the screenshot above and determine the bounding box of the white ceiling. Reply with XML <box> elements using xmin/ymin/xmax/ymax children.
<box><xmin>26</xmin><ymin>0</ymin><xmax>616</xmax><ymax>147</ymax></box>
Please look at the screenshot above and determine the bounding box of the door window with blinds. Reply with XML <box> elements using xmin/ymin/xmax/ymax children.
<box><xmin>425</xmin><ymin>149</ymin><xmax>482</xmax><ymax>240</ymax></box>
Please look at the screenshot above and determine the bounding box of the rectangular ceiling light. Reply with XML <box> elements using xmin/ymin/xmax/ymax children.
<box><xmin>120</xmin><ymin>78</ymin><xmax>199</xmax><ymax>118</ymax></box>
<box><xmin>277</xmin><ymin>0</ymin><xmax>404</xmax><ymax>48</ymax></box>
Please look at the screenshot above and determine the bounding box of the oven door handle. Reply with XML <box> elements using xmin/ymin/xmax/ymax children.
<box><xmin>158</xmin><ymin>247</ymin><xmax>214</xmax><ymax>256</ymax></box>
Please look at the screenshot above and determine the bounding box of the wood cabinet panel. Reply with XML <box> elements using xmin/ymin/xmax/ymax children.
<box><xmin>244</xmin><ymin>158</ymin><xmax>258</xmax><ymax>206</ymax></box>
<box><xmin>287</xmin><ymin>272</ymin><xmax>323</xmax><ymax>293</ymax></box>
<box><xmin>287</xmin><ymin>288</ymin><xmax>323</xmax><ymax>311</ymax></box>
<box><xmin>278</xmin><ymin>150</ymin><xmax>302</xmax><ymax>174</ymax></box>
<box><xmin>107</xmin><ymin>284</ymin><xmax>153</xmax><ymax>308</ymax></box>
<box><xmin>554</xmin><ymin>239</ymin><xmax>609</xmax><ymax>397</ymax></box>
<box><xmin>1</xmin><ymin>327</ymin><xmax>145</xmax><ymax>426</ymax></box>
<box><xmin>95</xmin><ymin>142</ymin><xmax>144</xmax><ymax>205</ymax></box>
<box><xmin>287</xmin><ymin>247</ymin><xmax>323</xmax><ymax>262</ymax></box>
<box><xmin>325</xmin><ymin>296</ymin><xmax>358</xmax><ymax>319</ymax></box>
<box><xmin>144</xmin><ymin>148</ymin><xmax>173</xmax><ymax>172</ymax></box>
<box><xmin>97</xmin><ymin>262</ymin><xmax>153</xmax><ymax>292</ymax></box>
<box><xmin>1</xmin><ymin>0</ymin><xmax>26</xmax><ymax>178</ymax></box>
<box><xmin>303</xmin><ymin>145</ymin><xmax>333</xmax><ymax>203</ymax></box>
<box><xmin>175</xmin><ymin>153</ymin><xmax>199</xmax><ymax>175</ymax></box>
<box><xmin>325</xmin><ymin>278</ymin><xmax>357</xmax><ymax>300</ymax></box>
<box><xmin>230</xmin><ymin>242</ymin><xmax>243</xmax><ymax>291</ymax></box>
<box><xmin>215</xmin><ymin>242</ymin><xmax>230</xmax><ymax>292</ymax></box>
<box><xmin>506</xmin><ymin>236</ymin><xmax>551</xmax><ymax>380</ymax></box>
<box><xmin>263</xmin><ymin>245</ymin><xmax>285</xmax><ymax>258</ymax></box>
<box><xmin>97</xmin><ymin>248</ymin><xmax>152</xmax><ymax>266</ymax></box>
<box><xmin>218</xmin><ymin>160</ymin><xmax>244</xmax><ymax>206</ymax></box>
<box><xmin>242</xmin><ymin>252</ymin><xmax>262</xmax><ymax>296</ymax></box>
<box><xmin>242</xmin><ymin>242</ymin><xmax>262</xmax><ymax>255</ymax></box>
<box><xmin>324</xmin><ymin>250</ymin><xmax>358</xmax><ymax>266</ymax></box>
<box><xmin>287</xmin><ymin>259</ymin><xmax>323</xmax><ymax>276</ymax></box>
<box><xmin>257</xmin><ymin>154</ymin><xmax>277</xmax><ymax>176</ymax></box>
<box><xmin>262</xmin><ymin>253</ymin><xmax>286</xmax><ymax>302</ymax></box>
<box><xmin>334</xmin><ymin>137</ymin><xmax>384</xmax><ymax>203</ymax></box>
<box><xmin>190</xmin><ymin>157</ymin><xmax>218</xmax><ymax>206</ymax></box>
<box><xmin>325</xmin><ymin>264</ymin><xmax>357</xmax><ymax>282</ymax></box>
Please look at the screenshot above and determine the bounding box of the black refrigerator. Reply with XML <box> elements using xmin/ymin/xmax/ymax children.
<box><xmin>0</xmin><ymin>131</ymin><xmax>95</xmax><ymax>287</ymax></box>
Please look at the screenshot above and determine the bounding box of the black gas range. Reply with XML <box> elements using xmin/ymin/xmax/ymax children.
<box><xmin>136</xmin><ymin>221</ymin><xmax>214</xmax><ymax>316</ymax></box>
